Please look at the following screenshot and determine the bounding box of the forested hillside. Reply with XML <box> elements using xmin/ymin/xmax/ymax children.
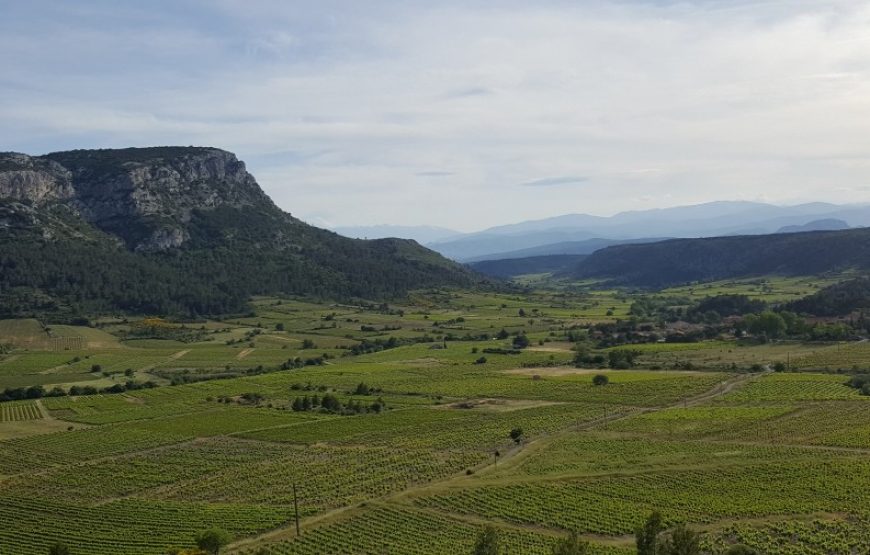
<box><xmin>569</xmin><ymin>228</ymin><xmax>870</xmax><ymax>287</ymax></box>
<box><xmin>0</xmin><ymin>148</ymin><xmax>481</xmax><ymax>319</ymax></box>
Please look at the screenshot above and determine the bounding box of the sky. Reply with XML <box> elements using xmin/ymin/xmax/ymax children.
<box><xmin>2</xmin><ymin>0</ymin><xmax>870</xmax><ymax>232</ymax></box>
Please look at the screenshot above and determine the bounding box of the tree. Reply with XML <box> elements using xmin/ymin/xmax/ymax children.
<box><xmin>472</xmin><ymin>525</ymin><xmax>500</xmax><ymax>555</ymax></box>
<box><xmin>195</xmin><ymin>528</ymin><xmax>231</xmax><ymax>555</ymax></box>
<box><xmin>658</xmin><ymin>523</ymin><xmax>700</xmax><ymax>555</ymax></box>
<box><xmin>509</xmin><ymin>427</ymin><xmax>524</xmax><ymax>444</ymax></box>
<box><xmin>636</xmin><ymin>511</ymin><xmax>663</xmax><ymax>555</ymax></box>
<box><xmin>551</xmin><ymin>531</ymin><xmax>590</xmax><ymax>555</ymax></box>
<box><xmin>608</xmin><ymin>349</ymin><xmax>639</xmax><ymax>369</ymax></box>
<box><xmin>275</xmin><ymin>322</ymin><xmax>285</xmax><ymax>331</ymax></box>
<box><xmin>512</xmin><ymin>333</ymin><xmax>530</xmax><ymax>349</ymax></box>
<box><xmin>48</xmin><ymin>543</ymin><xmax>71</xmax><ymax>555</ymax></box>
<box><xmin>744</xmin><ymin>311</ymin><xmax>786</xmax><ymax>340</ymax></box>
<box><xmin>592</xmin><ymin>374</ymin><xmax>609</xmax><ymax>386</ymax></box>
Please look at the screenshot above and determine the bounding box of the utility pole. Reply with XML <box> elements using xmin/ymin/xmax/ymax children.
<box><xmin>293</xmin><ymin>482</ymin><xmax>301</xmax><ymax>537</ymax></box>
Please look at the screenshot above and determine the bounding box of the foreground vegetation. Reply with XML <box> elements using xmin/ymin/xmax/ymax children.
<box><xmin>1</xmin><ymin>279</ymin><xmax>870</xmax><ymax>554</ymax></box>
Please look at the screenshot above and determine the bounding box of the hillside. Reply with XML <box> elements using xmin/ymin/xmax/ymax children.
<box><xmin>569</xmin><ymin>228</ymin><xmax>870</xmax><ymax>287</ymax></box>
<box><xmin>468</xmin><ymin>254</ymin><xmax>587</xmax><ymax>279</ymax></box>
<box><xmin>789</xmin><ymin>277</ymin><xmax>870</xmax><ymax>316</ymax></box>
<box><xmin>0</xmin><ymin>148</ymin><xmax>481</xmax><ymax>319</ymax></box>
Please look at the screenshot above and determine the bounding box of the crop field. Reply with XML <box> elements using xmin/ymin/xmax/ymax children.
<box><xmin>2</xmin><ymin>288</ymin><xmax>870</xmax><ymax>554</ymax></box>
<box><xmin>0</xmin><ymin>400</ymin><xmax>42</xmax><ymax>422</ymax></box>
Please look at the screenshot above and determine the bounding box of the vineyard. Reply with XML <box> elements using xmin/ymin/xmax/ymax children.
<box><xmin>0</xmin><ymin>401</ymin><xmax>42</xmax><ymax>422</ymax></box>
<box><xmin>2</xmin><ymin>290</ymin><xmax>870</xmax><ymax>553</ymax></box>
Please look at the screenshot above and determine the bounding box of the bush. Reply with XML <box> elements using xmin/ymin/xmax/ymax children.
<box><xmin>592</xmin><ymin>374</ymin><xmax>609</xmax><ymax>386</ymax></box>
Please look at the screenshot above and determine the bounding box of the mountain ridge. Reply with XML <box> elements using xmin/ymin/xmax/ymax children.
<box><xmin>568</xmin><ymin>227</ymin><xmax>870</xmax><ymax>287</ymax></box>
<box><xmin>0</xmin><ymin>147</ymin><xmax>482</xmax><ymax>318</ymax></box>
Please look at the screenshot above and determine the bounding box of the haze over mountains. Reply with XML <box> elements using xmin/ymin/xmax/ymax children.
<box><xmin>333</xmin><ymin>201</ymin><xmax>870</xmax><ymax>262</ymax></box>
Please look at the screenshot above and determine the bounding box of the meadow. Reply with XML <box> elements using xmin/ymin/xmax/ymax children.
<box><xmin>1</xmin><ymin>285</ymin><xmax>869</xmax><ymax>554</ymax></box>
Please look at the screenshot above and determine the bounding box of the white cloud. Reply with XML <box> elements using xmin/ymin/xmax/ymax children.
<box><xmin>2</xmin><ymin>1</ymin><xmax>870</xmax><ymax>231</ymax></box>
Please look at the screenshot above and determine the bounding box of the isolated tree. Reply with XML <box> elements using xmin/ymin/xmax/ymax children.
<box><xmin>551</xmin><ymin>531</ymin><xmax>590</xmax><ymax>555</ymax></box>
<box><xmin>636</xmin><ymin>511</ymin><xmax>663</xmax><ymax>555</ymax></box>
<box><xmin>496</xmin><ymin>329</ymin><xmax>510</xmax><ymax>340</ymax></box>
<box><xmin>658</xmin><ymin>523</ymin><xmax>700</xmax><ymax>555</ymax></box>
<box><xmin>195</xmin><ymin>528</ymin><xmax>231</xmax><ymax>555</ymax></box>
<box><xmin>512</xmin><ymin>333</ymin><xmax>530</xmax><ymax>349</ymax></box>
<box><xmin>472</xmin><ymin>525</ymin><xmax>500</xmax><ymax>555</ymax></box>
<box><xmin>48</xmin><ymin>543</ymin><xmax>71</xmax><ymax>555</ymax></box>
<box><xmin>592</xmin><ymin>374</ymin><xmax>609</xmax><ymax>386</ymax></box>
<box><xmin>509</xmin><ymin>427</ymin><xmax>524</xmax><ymax>444</ymax></box>
<box><xmin>275</xmin><ymin>322</ymin><xmax>285</xmax><ymax>331</ymax></box>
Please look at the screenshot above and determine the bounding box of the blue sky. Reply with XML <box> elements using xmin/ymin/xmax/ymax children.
<box><xmin>2</xmin><ymin>0</ymin><xmax>870</xmax><ymax>231</ymax></box>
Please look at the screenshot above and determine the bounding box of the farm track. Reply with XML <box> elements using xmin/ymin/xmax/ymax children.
<box><xmin>226</xmin><ymin>370</ymin><xmax>766</xmax><ymax>553</ymax></box>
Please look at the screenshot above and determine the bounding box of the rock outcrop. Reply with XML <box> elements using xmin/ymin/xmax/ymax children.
<box><xmin>2</xmin><ymin>147</ymin><xmax>278</xmax><ymax>251</ymax></box>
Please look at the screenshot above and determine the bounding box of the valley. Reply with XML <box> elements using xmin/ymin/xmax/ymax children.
<box><xmin>2</xmin><ymin>281</ymin><xmax>870</xmax><ymax>554</ymax></box>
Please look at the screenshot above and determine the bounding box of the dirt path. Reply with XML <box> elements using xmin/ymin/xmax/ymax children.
<box><xmin>227</xmin><ymin>371</ymin><xmax>762</xmax><ymax>553</ymax></box>
<box><xmin>236</xmin><ymin>348</ymin><xmax>254</xmax><ymax>360</ymax></box>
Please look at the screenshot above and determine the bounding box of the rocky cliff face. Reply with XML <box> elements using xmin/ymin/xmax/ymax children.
<box><xmin>1</xmin><ymin>147</ymin><xmax>280</xmax><ymax>251</ymax></box>
<box><xmin>0</xmin><ymin>153</ymin><xmax>75</xmax><ymax>205</ymax></box>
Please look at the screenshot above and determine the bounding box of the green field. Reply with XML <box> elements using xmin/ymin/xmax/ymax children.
<box><xmin>2</xmin><ymin>288</ymin><xmax>870</xmax><ymax>554</ymax></box>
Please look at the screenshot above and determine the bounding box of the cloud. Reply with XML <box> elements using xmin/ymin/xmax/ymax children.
<box><xmin>2</xmin><ymin>1</ymin><xmax>870</xmax><ymax>230</ymax></box>
<box><xmin>444</xmin><ymin>86</ymin><xmax>494</xmax><ymax>99</ymax></box>
<box><xmin>416</xmin><ymin>170</ymin><xmax>455</xmax><ymax>177</ymax></box>
<box><xmin>521</xmin><ymin>176</ymin><xmax>589</xmax><ymax>187</ymax></box>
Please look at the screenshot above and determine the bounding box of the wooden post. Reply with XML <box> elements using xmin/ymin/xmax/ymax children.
<box><xmin>293</xmin><ymin>482</ymin><xmax>300</xmax><ymax>537</ymax></box>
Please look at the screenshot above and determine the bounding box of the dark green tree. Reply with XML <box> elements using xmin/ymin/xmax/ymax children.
<box><xmin>658</xmin><ymin>523</ymin><xmax>700</xmax><ymax>555</ymax></box>
<box><xmin>509</xmin><ymin>427</ymin><xmax>524</xmax><ymax>444</ymax></box>
<box><xmin>636</xmin><ymin>511</ymin><xmax>663</xmax><ymax>555</ymax></box>
<box><xmin>551</xmin><ymin>531</ymin><xmax>589</xmax><ymax>555</ymax></box>
<box><xmin>195</xmin><ymin>527</ymin><xmax>231</xmax><ymax>555</ymax></box>
<box><xmin>472</xmin><ymin>525</ymin><xmax>500</xmax><ymax>555</ymax></box>
<box><xmin>592</xmin><ymin>374</ymin><xmax>609</xmax><ymax>386</ymax></box>
<box><xmin>512</xmin><ymin>333</ymin><xmax>530</xmax><ymax>349</ymax></box>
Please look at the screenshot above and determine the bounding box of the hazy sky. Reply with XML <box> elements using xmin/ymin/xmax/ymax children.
<box><xmin>2</xmin><ymin>1</ymin><xmax>870</xmax><ymax>231</ymax></box>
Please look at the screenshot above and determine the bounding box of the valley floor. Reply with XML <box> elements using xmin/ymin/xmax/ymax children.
<box><xmin>1</xmin><ymin>289</ymin><xmax>869</xmax><ymax>554</ymax></box>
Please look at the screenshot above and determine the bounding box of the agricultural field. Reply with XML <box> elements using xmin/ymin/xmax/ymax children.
<box><xmin>1</xmin><ymin>287</ymin><xmax>870</xmax><ymax>554</ymax></box>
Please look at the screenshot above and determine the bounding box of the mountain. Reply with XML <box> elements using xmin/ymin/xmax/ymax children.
<box><xmin>0</xmin><ymin>147</ymin><xmax>481</xmax><ymax>319</ymax></box>
<box><xmin>464</xmin><ymin>237</ymin><xmax>669</xmax><ymax>263</ymax></box>
<box><xmin>567</xmin><ymin>228</ymin><xmax>870</xmax><ymax>288</ymax></box>
<box><xmin>776</xmin><ymin>218</ymin><xmax>850</xmax><ymax>234</ymax></box>
<box><xmin>468</xmin><ymin>255</ymin><xmax>588</xmax><ymax>279</ymax></box>
<box><xmin>333</xmin><ymin>224</ymin><xmax>461</xmax><ymax>244</ymax></box>
<box><xmin>427</xmin><ymin>201</ymin><xmax>870</xmax><ymax>261</ymax></box>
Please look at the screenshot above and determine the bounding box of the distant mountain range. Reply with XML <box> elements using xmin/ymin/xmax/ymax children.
<box><xmin>421</xmin><ymin>201</ymin><xmax>870</xmax><ymax>261</ymax></box>
<box><xmin>776</xmin><ymin>218</ymin><xmax>850</xmax><ymax>234</ymax></box>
